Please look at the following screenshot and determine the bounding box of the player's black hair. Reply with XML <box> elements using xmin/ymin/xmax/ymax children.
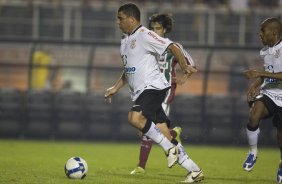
<box><xmin>118</xmin><ymin>3</ymin><xmax>140</xmax><ymax>22</ymax></box>
<box><xmin>149</xmin><ymin>13</ymin><xmax>173</xmax><ymax>33</ymax></box>
<box><xmin>263</xmin><ymin>17</ymin><xmax>282</xmax><ymax>37</ymax></box>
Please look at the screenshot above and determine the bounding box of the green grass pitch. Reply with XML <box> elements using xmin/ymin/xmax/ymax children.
<box><xmin>0</xmin><ymin>139</ymin><xmax>279</xmax><ymax>184</ymax></box>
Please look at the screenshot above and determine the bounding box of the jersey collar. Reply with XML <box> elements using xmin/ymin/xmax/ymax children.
<box><xmin>260</xmin><ymin>38</ymin><xmax>282</xmax><ymax>56</ymax></box>
<box><xmin>129</xmin><ymin>25</ymin><xmax>142</xmax><ymax>36</ymax></box>
<box><xmin>269</xmin><ymin>38</ymin><xmax>282</xmax><ymax>54</ymax></box>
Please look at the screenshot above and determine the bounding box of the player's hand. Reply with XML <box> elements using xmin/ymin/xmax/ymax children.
<box><xmin>173</xmin><ymin>74</ymin><xmax>189</xmax><ymax>85</ymax></box>
<box><xmin>244</xmin><ymin>70</ymin><xmax>260</xmax><ymax>79</ymax></box>
<box><xmin>104</xmin><ymin>86</ymin><xmax>118</xmax><ymax>103</ymax></box>
<box><xmin>246</xmin><ymin>86</ymin><xmax>257</xmax><ymax>103</ymax></box>
<box><xmin>183</xmin><ymin>65</ymin><xmax>197</xmax><ymax>76</ymax></box>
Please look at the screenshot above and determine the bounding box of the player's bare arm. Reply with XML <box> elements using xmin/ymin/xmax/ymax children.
<box><xmin>104</xmin><ymin>72</ymin><xmax>127</xmax><ymax>103</ymax></box>
<box><xmin>168</xmin><ymin>44</ymin><xmax>197</xmax><ymax>77</ymax></box>
<box><xmin>246</xmin><ymin>77</ymin><xmax>263</xmax><ymax>103</ymax></box>
<box><xmin>245</xmin><ymin>70</ymin><xmax>282</xmax><ymax>80</ymax></box>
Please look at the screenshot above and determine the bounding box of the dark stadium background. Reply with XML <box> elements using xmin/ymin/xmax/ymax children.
<box><xmin>0</xmin><ymin>0</ymin><xmax>280</xmax><ymax>146</ymax></box>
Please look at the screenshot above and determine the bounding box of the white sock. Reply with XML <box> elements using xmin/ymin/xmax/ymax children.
<box><xmin>144</xmin><ymin>122</ymin><xmax>174</xmax><ymax>151</ymax></box>
<box><xmin>246</xmin><ymin>127</ymin><xmax>260</xmax><ymax>156</ymax></box>
<box><xmin>177</xmin><ymin>143</ymin><xmax>200</xmax><ymax>172</ymax></box>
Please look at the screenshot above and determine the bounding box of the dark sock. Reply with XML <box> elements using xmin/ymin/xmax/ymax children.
<box><xmin>171</xmin><ymin>138</ymin><xmax>178</xmax><ymax>146</ymax></box>
<box><xmin>138</xmin><ymin>136</ymin><xmax>153</xmax><ymax>169</ymax></box>
<box><xmin>247</xmin><ymin>124</ymin><xmax>259</xmax><ymax>131</ymax></box>
<box><xmin>141</xmin><ymin>120</ymin><xmax>152</xmax><ymax>134</ymax></box>
<box><xmin>169</xmin><ymin>129</ymin><xmax>177</xmax><ymax>139</ymax></box>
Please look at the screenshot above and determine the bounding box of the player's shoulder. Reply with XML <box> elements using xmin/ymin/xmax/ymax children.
<box><xmin>137</xmin><ymin>26</ymin><xmax>155</xmax><ymax>39</ymax></box>
<box><xmin>260</xmin><ymin>46</ymin><xmax>268</xmax><ymax>56</ymax></box>
<box><xmin>276</xmin><ymin>39</ymin><xmax>282</xmax><ymax>48</ymax></box>
<box><xmin>173</xmin><ymin>42</ymin><xmax>190</xmax><ymax>54</ymax></box>
<box><xmin>138</xmin><ymin>26</ymin><xmax>167</xmax><ymax>42</ymax></box>
<box><xmin>173</xmin><ymin>42</ymin><xmax>184</xmax><ymax>50</ymax></box>
<box><xmin>138</xmin><ymin>26</ymin><xmax>150</xmax><ymax>33</ymax></box>
<box><xmin>121</xmin><ymin>33</ymin><xmax>128</xmax><ymax>44</ymax></box>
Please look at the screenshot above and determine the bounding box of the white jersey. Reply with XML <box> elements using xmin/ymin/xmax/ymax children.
<box><xmin>260</xmin><ymin>40</ymin><xmax>282</xmax><ymax>107</ymax></box>
<box><xmin>120</xmin><ymin>25</ymin><xmax>171</xmax><ymax>101</ymax></box>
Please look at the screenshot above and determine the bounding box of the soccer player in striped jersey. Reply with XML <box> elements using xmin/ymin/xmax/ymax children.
<box><xmin>243</xmin><ymin>17</ymin><xmax>282</xmax><ymax>183</ymax></box>
<box><xmin>130</xmin><ymin>13</ymin><xmax>196</xmax><ymax>176</ymax></box>
<box><xmin>104</xmin><ymin>3</ymin><xmax>203</xmax><ymax>183</ymax></box>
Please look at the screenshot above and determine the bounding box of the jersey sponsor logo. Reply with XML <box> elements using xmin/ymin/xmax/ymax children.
<box><xmin>124</xmin><ymin>66</ymin><xmax>136</xmax><ymax>73</ymax></box>
<box><xmin>265</xmin><ymin>65</ymin><xmax>274</xmax><ymax>73</ymax></box>
<box><xmin>148</xmin><ymin>32</ymin><xmax>166</xmax><ymax>44</ymax></box>
<box><xmin>265</xmin><ymin>65</ymin><xmax>277</xmax><ymax>83</ymax></box>
<box><xmin>265</xmin><ymin>77</ymin><xmax>278</xmax><ymax>83</ymax></box>
<box><xmin>122</xmin><ymin>54</ymin><xmax>136</xmax><ymax>74</ymax></box>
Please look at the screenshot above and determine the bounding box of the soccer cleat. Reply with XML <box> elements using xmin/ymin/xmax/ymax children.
<box><xmin>277</xmin><ymin>163</ymin><xmax>282</xmax><ymax>183</ymax></box>
<box><xmin>173</xmin><ymin>126</ymin><xmax>182</xmax><ymax>144</ymax></box>
<box><xmin>181</xmin><ymin>169</ymin><xmax>204</xmax><ymax>183</ymax></box>
<box><xmin>243</xmin><ymin>154</ymin><xmax>257</xmax><ymax>171</ymax></box>
<box><xmin>130</xmin><ymin>166</ymin><xmax>145</xmax><ymax>175</ymax></box>
<box><xmin>166</xmin><ymin>146</ymin><xmax>179</xmax><ymax>168</ymax></box>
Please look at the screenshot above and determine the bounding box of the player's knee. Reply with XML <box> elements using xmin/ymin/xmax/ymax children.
<box><xmin>248</xmin><ymin>110</ymin><xmax>261</xmax><ymax>126</ymax></box>
<box><xmin>277</xmin><ymin>129</ymin><xmax>282</xmax><ymax>146</ymax></box>
<box><xmin>128</xmin><ymin>111</ymin><xmax>146</xmax><ymax>129</ymax></box>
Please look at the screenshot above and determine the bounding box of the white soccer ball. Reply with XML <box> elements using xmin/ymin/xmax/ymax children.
<box><xmin>65</xmin><ymin>157</ymin><xmax>88</xmax><ymax>179</ymax></box>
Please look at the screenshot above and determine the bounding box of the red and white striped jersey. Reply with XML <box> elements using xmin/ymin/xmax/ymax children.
<box><xmin>158</xmin><ymin>42</ymin><xmax>195</xmax><ymax>105</ymax></box>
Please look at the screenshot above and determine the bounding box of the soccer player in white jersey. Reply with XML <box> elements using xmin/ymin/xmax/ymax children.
<box><xmin>104</xmin><ymin>3</ymin><xmax>203</xmax><ymax>183</ymax></box>
<box><xmin>242</xmin><ymin>17</ymin><xmax>282</xmax><ymax>183</ymax></box>
<box><xmin>130</xmin><ymin>13</ymin><xmax>197</xmax><ymax>176</ymax></box>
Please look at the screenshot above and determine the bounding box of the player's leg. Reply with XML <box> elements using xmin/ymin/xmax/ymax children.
<box><xmin>130</xmin><ymin>133</ymin><xmax>152</xmax><ymax>174</ymax></box>
<box><xmin>171</xmin><ymin>127</ymin><xmax>182</xmax><ymax>144</ymax></box>
<box><xmin>243</xmin><ymin>98</ymin><xmax>269</xmax><ymax>171</ymax></box>
<box><xmin>128</xmin><ymin>111</ymin><xmax>178</xmax><ymax>168</ymax></box>
<box><xmin>127</xmin><ymin>89</ymin><xmax>179</xmax><ymax>168</ymax></box>
<box><xmin>277</xmin><ymin>128</ymin><xmax>282</xmax><ymax>183</ymax></box>
<box><xmin>156</xmin><ymin>109</ymin><xmax>203</xmax><ymax>183</ymax></box>
<box><xmin>131</xmin><ymin>99</ymin><xmax>182</xmax><ymax>174</ymax></box>
<box><xmin>272</xmin><ymin>111</ymin><xmax>282</xmax><ymax>183</ymax></box>
<box><xmin>162</xmin><ymin>102</ymin><xmax>182</xmax><ymax>144</ymax></box>
<box><xmin>156</xmin><ymin>123</ymin><xmax>203</xmax><ymax>183</ymax></box>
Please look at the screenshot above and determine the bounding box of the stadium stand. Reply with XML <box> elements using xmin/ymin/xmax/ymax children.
<box><xmin>84</xmin><ymin>92</ymin><xmax>115</xmax><ymax>140</ymax></box>
<box><xmin>53</xmin><ymin>90</ymin><xmax>85</xmax><ymax>139</ymax></box>
<box><xmin>24</xmin><ymin>90</ymin><xmax>55</xmax><ymax>139</ymax></box>
<box><xmin>0</xmin><ymin>0</ymin><xmax>279</xmax><ymax>145</ymax></box>
<box><xmin>170</xmin><ymin>95</ymin><xmax>204</xmax><ymax>143</ymax></box>
<box><xmin>0</xmin><ymin>88</ymin><xmax>24</xmax><ymax>138</ymax></box>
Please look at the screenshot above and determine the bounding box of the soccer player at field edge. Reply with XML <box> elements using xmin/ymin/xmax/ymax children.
<box><xmin>242</xmin><ymin>17</ymin><xmax>282</xmax><ymax>183</ymax></box>
<box><xmin>130</xmin><ymin>13</ymin><xmax>196</xmax><ymax>176</ymax></box>
<box><xmin>104</xmin><ymin>3</ymin><xmax>203</xmax><ymax>183</ymax></box>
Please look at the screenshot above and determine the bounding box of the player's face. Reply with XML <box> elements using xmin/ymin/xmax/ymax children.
<box><xmin>117</xmin><ymin>11</ymin><xmax>132</xmax><ymax>34</ymax></box>
<box><xmin>260</xmin><ymin>24</ymin><xmax>276</xmax><ymax>47</ymax></box>
<box><xmin>150</xmin><ymin>22</ymin><xmax>166</xmax><ymax>37</ymax></box>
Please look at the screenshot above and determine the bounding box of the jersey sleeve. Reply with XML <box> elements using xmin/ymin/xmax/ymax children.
<box><xmin>140</xmin><ymin>29</ymin><xmax>172</xmax><ymax>55</ymax></box>
<box><xmin>174</xmin><ymin>42</ymin><xmax>196</xmax><ymax>67</ymax></box>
